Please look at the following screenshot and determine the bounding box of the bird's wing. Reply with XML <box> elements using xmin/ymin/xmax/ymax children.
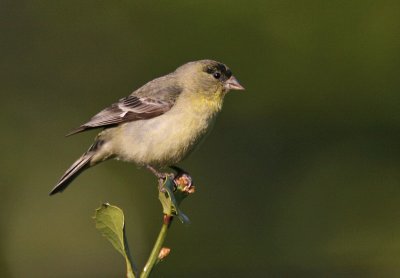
<box><xmin>66</xmin><ymin>95</ymin><xmax>174</xmax><ymax>136</ymax></box>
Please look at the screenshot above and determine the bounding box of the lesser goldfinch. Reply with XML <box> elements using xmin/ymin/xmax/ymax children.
<box><xmin>50</xmin><ymin>60</ymin><xmax>244</xmax><ymax>195</ymax></box>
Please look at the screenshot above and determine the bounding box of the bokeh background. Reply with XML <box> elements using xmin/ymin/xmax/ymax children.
<box><xmin>1</xmin><ymin>0</ymin><xmax>400</xmax><ymax>277</ymax></box>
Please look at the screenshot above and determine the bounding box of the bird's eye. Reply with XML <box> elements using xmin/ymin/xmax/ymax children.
<box><xmin>213</xmin><ymin>72</ymin><xmax>221</xmax><ymax>79</ymax></box>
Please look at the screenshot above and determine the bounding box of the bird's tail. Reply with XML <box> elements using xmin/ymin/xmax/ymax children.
<box><xmin>49</xmin><ymin>141</ymin><xmax>102</xmax><ymax>195</ymax></box>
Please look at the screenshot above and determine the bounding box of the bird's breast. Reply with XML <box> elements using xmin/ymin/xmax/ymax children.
<box><xmin>112</xmin><ymin>92</ymin><xmax>224</xmax><ymax>166</ymax></box>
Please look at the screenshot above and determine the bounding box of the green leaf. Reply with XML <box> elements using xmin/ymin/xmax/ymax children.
<box><xmin>94</xmin><ymin>203</ymin><xmax>136</xmax><ymax>278</ymax></box>
<box><xmin>159</xmin><ymin>177</ymin><xmax>190</xmax><ymax>224</ymax></box>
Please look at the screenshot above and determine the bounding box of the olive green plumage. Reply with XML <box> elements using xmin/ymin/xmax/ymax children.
<box><xmin>50</xmin><ymin>59</ymin><xmax>244</xmax><ymax>195</ymax></box>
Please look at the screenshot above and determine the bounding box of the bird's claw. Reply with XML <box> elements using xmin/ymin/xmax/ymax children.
<box><xmin>147</xmin><ymin>165</ymin><xmax>195</xmax><ymax>193</ymax></box>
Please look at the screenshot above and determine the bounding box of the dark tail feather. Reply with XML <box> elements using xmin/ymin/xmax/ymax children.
<box><xmin>49</xmin><ymin>151</ymin><xmax>95</xmax><ymax>195</ymax></box>
<box><xmin>65</xmin><ymin>125</ymin><xmax>89</xmax><ymax>137</ymax></box>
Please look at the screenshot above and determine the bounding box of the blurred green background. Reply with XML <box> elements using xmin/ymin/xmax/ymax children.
<box><xmin>1</xmin><ymin>0</ymin><xmax>400</xmax><ymax>277</ymax></box>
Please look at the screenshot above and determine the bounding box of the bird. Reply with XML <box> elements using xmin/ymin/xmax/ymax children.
<box><xmin>49</xmin><ymin>59</ymin><xmax>244</xmax><ymax>195</ymax></box>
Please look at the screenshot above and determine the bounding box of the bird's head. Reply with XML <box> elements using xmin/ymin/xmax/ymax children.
<box><xmin>175</xmin><ymin>60</ymin><xmax>244</xmax><ymax>96</ymax></box>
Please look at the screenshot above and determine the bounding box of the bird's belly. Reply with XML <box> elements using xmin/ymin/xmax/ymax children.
<box><xmin>113</xmin><ymin>108</ymin><xmax>216</xmax><ymax>166</ymax></box>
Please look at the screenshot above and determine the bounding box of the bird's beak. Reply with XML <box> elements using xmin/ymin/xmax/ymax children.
<box><xmin>224</xmin><ymin>76</ymin><xmax>245</xmax><ymax>91</ymax></box>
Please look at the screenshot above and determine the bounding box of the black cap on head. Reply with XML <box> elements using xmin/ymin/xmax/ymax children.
<box><xmin>203</xmin><ymin>61</ymin><xmax>232</xmax><ymax>82</ymax></box>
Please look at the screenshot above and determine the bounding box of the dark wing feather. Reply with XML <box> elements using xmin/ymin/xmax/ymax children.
<box><xmin>66</xmin><ymin>95</ymin><xmax>174</xmax><ymax>136</ymax></box>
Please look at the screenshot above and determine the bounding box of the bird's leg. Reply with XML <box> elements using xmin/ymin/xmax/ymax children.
<box><xmin>146</xmin><ymin>165</ymin><xmax>166</xmax><ymax>179</ymax></box>
<box><xmin>146</xmin><ymin>165</ymin><xmax>171</xmax><ymax>191</ymax></box>
<box><xmin>146</xmin><ymin>165</ymin><xmax>194</xmax><ymax>193</ymax></box>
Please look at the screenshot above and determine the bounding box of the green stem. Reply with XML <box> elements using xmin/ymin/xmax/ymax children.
<box><xmin>140</xmin><ymin>215</ymin><xmax>172</xmax><ymax>278</ymax></box>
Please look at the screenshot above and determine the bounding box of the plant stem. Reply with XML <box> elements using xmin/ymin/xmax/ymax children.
<box><xmin>140</xmin><ymin>215</ymin><xmax>172</xmax><ymax>278</ymax></box>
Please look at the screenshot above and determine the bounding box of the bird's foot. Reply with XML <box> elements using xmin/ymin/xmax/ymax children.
<box><xmin>146</xmin><ymin>165</ymin><xmax>173</xmax><ymax>191</ymax></box>
<box><xmin>146</xmin><ymin>165</ymin><xmax>194</xmax><ymax>193</ymax></box>
<box><xmin>147</xmin><ymin>165</ymin><xmax>195</xmax><ymax>224</ymax></box>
